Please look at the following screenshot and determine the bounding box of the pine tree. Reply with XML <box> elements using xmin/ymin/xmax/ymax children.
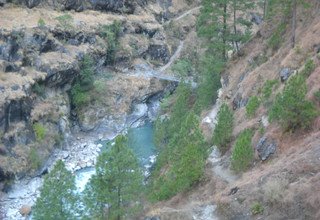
<box><xmin>231</xmin><ymin>129</ymin><xmax>253</xmax><ymax>173</ymax></box>
<box><xmin>230</xmin><ymin>0</ymin><xmax>254</xmax><ymax>52</ymax></box>
<box><xmin>83</xmin><ymin>135</ymin><xmax>143</xmax><ymax>220</ymax></box>
<box><xmin>32</xmin><ymin>160</ymin><xmax>78</xmax><ymax>220</ymax></box>
<box><xmin>269</xmin><ymin>74</ymin><xmax>317</xmax><ymax>131</ymax></box>
<box><xmin>149</xmin><ymin>112</ymin><xmax>207</xmax><ymax>200</ymax></box>
<box><xmin>194</xmin><ymin>53</ymin><xmax>223</xmax><ymax>113</ymax></box>
<box><xmin>213</xmin><ymin>103</ymin><xmax>234</xmax><ymax>153</ymax></box>
<box><xmin>197</xmin><ymin>0</ymin><xmax>231</xmax><ymax>60</ymax></box>
<box><xmin>171</xmin><ymin>112</ymin><xmax>207</xmax><ymax>190</ymax></box>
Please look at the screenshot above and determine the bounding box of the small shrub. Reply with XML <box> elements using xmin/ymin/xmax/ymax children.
<box><xmin>262</xmin><ymin>79</ymin><xmax>279</xmax><ymax>101</ymax></box>
<box><xmin>300</xmin><ymin>58</ymin><xmax>315</xmax><ymax>77</ymax></box>
<box><xmin>251</xmin><ymin>53</ymin><xmax>268</xmax><ymax>68</ymax></box>
<box><xmin>314</xmin><ymin>90</ymin><xmax>320</xmax><ymax>103</ymax></box>
<box><xmin>269</xmin><ymin>74</ymin><xmax>318</xmax><ymax>131</ymax></box>
<box><xmin>268</xmin><ymin>22</ymin><xmax>286</xmax><ymax>51</ymax></box>
<box><xmin>259</xmin><ymin>124</ymin><xmax>265</xmax><ymax>135</ymax></box>
<box><xmin>263</xmin><ymin>178</ymin><xmax>288</xmax><ymax>205</ymax></box>
<box><xmin>28</xmin><ymin>148</ymin><xmax>42</xmax><ymax>170</ymax></box>
<box><xmin>32</xmin><ymin>83</ymin><xmax>46</xmax><ymax>98</ymax></box>
<box><xmin>99</xmin><ymin>21</ymin><xmax>121</xmax><ymax>64</ymax></box>
<box><xmin>38</xmin><ymin>18</ymin><xmax>46</xmax><ymax>28</ymax></box>
<box><xmin>33</xmin><ymin>123</ymin><xmax>46</xmax><ymax>141</ymax></box>
<box><xmin>71</xmin><ymin>55</ymin><xmax>95</xmax><ymax>110</ymax></box>
<box><xmin>171</xmin><ymin>59</ymin><xmax>193</xmax><ymax>77</ymax></box>
<box><xmin>212</xmin><ymin>103</ymin><xmax>234</xmax><ymax>153</ymax></box>
<box><xmin>71</xmin><ymin>84</ymin><xmax>90</xmax><ymax>108</ymax></box>
<box><xmin>246</xmin><ymin>96</ymin><xmax>261</xmax><ymax>118</ymax></box>
<box><xmin>251</xmin><ymin>202</ymin><xmax>264</xmax><ymax>215</ymax></box>
<box><xmin>54</xmin><ymin>133</ymin><xmax>64</xmax><ymax>146</ymax></box>
<box><xmin>55</xmin><ymin>13</ymin><xmax>73</xmax><ymax>30</ymax></box>
<box><xmin>231</xmin><ymin>129</ymin><xmax>254</xmax><ymax>173</ymax></box>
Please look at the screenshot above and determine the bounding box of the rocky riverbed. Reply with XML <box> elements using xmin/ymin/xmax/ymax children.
<box><xmin>0</xmin><ymin>90</ymin><xmax>162</xmax><ymax>219</ymax></box>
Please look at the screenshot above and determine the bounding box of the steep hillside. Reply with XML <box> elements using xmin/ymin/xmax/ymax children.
<box><xmin>1</xmin><ymin>0</ymin><xmax>320</xmax><ymax>219</ymax></box>
<box><xmin>145</xmin><ymin>1</ymin><xmax>320</xmax><ymax>219</ymax></box>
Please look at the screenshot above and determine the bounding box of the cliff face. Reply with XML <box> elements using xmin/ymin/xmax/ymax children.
<box><xmin>0</xmin><ymin>0</ymin><xmax>146</xmax><ymax>13</ymax></box>
<box><xmin>0</xmin><ymin>0</ymin><xmax>197</xmax><ymax>186</ymax></box>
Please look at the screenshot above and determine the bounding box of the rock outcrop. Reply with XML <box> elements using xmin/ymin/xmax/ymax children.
<box><xmin>0</xmin><ymin>0</ymin><xmax>181</xmax><ymax>184</ymax></box>
<box><xmin>2</xmin><ymin>0</ymin><xmax>147</xmax><ymax>13</ymax></box>
<box><xmin>256</xmin><ymin>136</ymin><xmax>277</xmax><ymax>161</ymax></box>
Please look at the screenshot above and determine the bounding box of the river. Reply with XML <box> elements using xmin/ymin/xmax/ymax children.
<box><xmin>75</xmin><ymin>122</ymin><xmax>157</xmax><ymax>192</ymax></box>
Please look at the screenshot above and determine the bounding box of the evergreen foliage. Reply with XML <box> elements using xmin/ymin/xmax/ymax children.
<box><xmin>194</xmin><ymin>54</ymin><xmax>223</xmax><ymax>113</ymax></box>
<box><xmin>149</xmin><ymin>112</ymin><xmax>206</xmax><ymax>201</ymax></box>
<box><xmin>169</xmin><ymin>83</ymin><xmax>192</xmax><ymax>134</ymax></box>
<box><xmin>300</xmin><ymin>58</ymin><xmax>315</xmax><ymax>77</ymax></box>
<box><xmin>71</xmin><ymin>54</ymin><xmax>95</xmax><ymax>110</ymax></box>
<box><xmin>230</xmin><ymin>0</ymin><xmax>254</xmax><ymax>52</ymax></box>
<box><xmin>314</xmin><ymin>90</ymin><xmax>320</xmax><ymax>103</ymax></box>
<box><xmin>231</xmin><ymin>129</ymin><xmax>254</xmax><ymax>173</ymax></box>
<box><xmin>28</xmin><ymin>147</ymin><xmax>42</xmax><ymax>170</ymax></box>
<box><xmin>37</xmin><ymin>18</ymin><xmax>46</xmax><ymax>28</ymax></box>
<box><xmin>33</xmin><ymin>160</ymin><xmax>78</xmax><ymax>220</ymax></box>
<box><xmin>83</xmin><ymin>135</ymin><xmax>143</xmax><ymax>220</ymax></box>
<box><xmin>246</xmin><ymin>96</ymin><xmax>261</xmax><ymax>118</ymax></box>
<box><xmin>197</xmin><ymin>0</ymin><xmax>230</xmax><ymax>60</ymax></box>
<box><xmin>262</xmin><ymin>79</ymin><xmax>279</xmax><ymax>102</ymax></box>
<box><xmin>33</xmin><ymin>123</ymin><xmax>46</xmax><ymax>142</ymax></box>
<box><xmin>269</xmin><ymin>74</ymin><xmax>317</xmax><ymax>131</ymax></box>
<box><xmin>55</xmin><ymin>14</ymin><xmax>74</xmax><ymax>30</ymax></box>
<box><xmin>212</xmin><ymin>103</ymin><xmax>234</xmax><ymax>153</ymax></box>
<box><xmin>171</xmin><ymin>59</ymin><xmax>193</xmax><ymax>77</ymax></box>
<box><xmin>99</xmin><ymin>21</ymin><xmax>121</xmax><ymax>64</ymax></box>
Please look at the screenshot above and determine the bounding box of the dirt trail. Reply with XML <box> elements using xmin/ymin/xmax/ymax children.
<box><xmin>159</xmin><ymin>40</ymin><xmax>184</xmax><ymax>73</ymax></box>
<box><xmin>174</xmin><ymin>6</ymin><xmax>202</xmax><ymax>22</ymax></box>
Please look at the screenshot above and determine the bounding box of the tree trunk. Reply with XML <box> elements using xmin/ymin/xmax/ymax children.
<box><xmin>263</xmin><ymin>0</ymin><xmax>267</xmax><ymax>19</ymax></box>
<box><xmin>117</xmin><ymin>186</ymin><xmax>121</xmax><ymax>220</ymax></box>
<box><xmin>223</xmin><ymin>3</ymin><xmax>227</xmax><ymax>60</ymax></box>
<box><xmin>291</xmin><ymin>0</ymin><xmax>297</xmax><ymax>48</ymax></box>
<box><xmin>233</xmin><ymin>1</ymin><xmax>239</xmax><ymax>53</ymax></box>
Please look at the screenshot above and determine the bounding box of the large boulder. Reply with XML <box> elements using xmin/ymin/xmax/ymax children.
<box><xmin>0</xmin><ymin>0</ymin><xmax>6</xmax><ymax>6</ymax></box>
<box><xmin>146</xmin><ymin>44</ymin><xmax>170</xmax><ymax>64</ymax></box>
<box><xmin>232</xmin><ymin>93</ymin><xmax>248</xmax><ymax>110</ymax></box>
<box><xmin>279</xmin><ymin>67</ymin><xmax>293</xmax><ymax>82</ymax></box>
<box><xmin>25</xmin><ymin>0</ymin><xmax>41</xmax><ymax>8</ymax></box>
<box><xmin>256</xmin><ymin>136</ymin><xmax>277</xmax><ymax>161</ymax></box>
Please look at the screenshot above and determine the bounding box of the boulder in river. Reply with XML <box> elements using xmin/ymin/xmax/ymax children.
<box><xmin>19</xmin><ymin>205</ymin><xmax>31</xmax><ymax>217</ymax></box>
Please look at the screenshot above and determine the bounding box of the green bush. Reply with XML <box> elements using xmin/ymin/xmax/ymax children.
<box><xmin>314</xmin><ymin>90</ymin><xmax>320</xmax><ymax>103</ymax></box>
<box><xmin>99</xmin><ymin>21</ymin><xmax>121</xmax><ymax>64</ymax></box>
<box><xmin>28</xmin><ymin>147</ymin><xmax>42</xmax><ymax>170</ymax></box>
<box><xmin>231</xmin><ymin>129</ymin><xmax>254</xmax><ymax>173</ymax></box>
<box><xmin>55</xmin><ymin>13</ymin><xmax>73</xmax><ymax>30</ymax></box>
<box><xmin>171</xmin><ymin>59</ymin><xmax>193</xmax><ymax>77</ymax></box>
<box><xmin>71</xmin><ymin>84</ymin><xmax>90</xmax><ymax>109</ymax></box>
<box><xmin>32</xmin><ymin>83</ymin><xmax>46</xmax><ymax>98</ymax></box>
<box><xmin>251</xmin><ymin>202</ymin><xmax>264</xmax><ymax>215</ymax></box>
<box><xmin>262</xmin><ymin>79</ymin><xmax>279</xmax><ymax>101</ymax></box>
<box><xmin>268</xmin><ymin>22</ymin><xmax>286</xmax><ymax>51</ymax></box>
<box><xmin>246</xmin><ymin>96</ymin><xmax>261</xmax><ymax>118</ymax></box>
<box><xmin>269</xmin><ymin>74</ymin><xmax>318</xmax><ymax>131</ymax></box>
<box><xmin>212</xmin><ymin>103</ymin><xmax>234</xmax><ymax>153</ymax></box>
<box><xmin>33</xmin><ymin>123</ymin><xmax>46</xmax><ymax>141</ymax></box>
<box><xmin>38</xmin><ymin>18</ymin><xmax>46</xmax><ymax>28</ymax></box>
<box><xmin>300</xmin><ymin>58</ymin><xmax>315</xmax><ymax>77</ymax></box>
<box><xmin>71</xmin><ymin>55</ymin><xmax>95</xmax><ymax>110</ymax></box>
